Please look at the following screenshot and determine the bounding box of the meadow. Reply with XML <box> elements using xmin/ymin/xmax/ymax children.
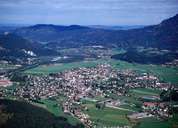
<box><xmin>137</xmin><ymin>116</ymin><xmax>178</xmax><ymax>128</ymax></box>
<box><xmin>129</xmin><ymin>88</ymin><xmax>161</xmax><ymax>96</ymax></box>
<box><xmin>82</xmin><ymin>101</ymin><xmax>132</xmax><ymax>127</ymax></box>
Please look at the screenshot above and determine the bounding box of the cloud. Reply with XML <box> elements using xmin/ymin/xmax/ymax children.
<box><xmin>0</xmin><ymin>0</ymin><xmax>178</xmax><ymax>25</ymax></box>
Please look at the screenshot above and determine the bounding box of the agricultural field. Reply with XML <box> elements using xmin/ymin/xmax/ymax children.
<box><xmin>137</xmin><ymin>116</ymin><xmax>178</xmax><ymax>128</ymax></box>
<box><xmin>82</xmin><ymin>101</ymin><xmax>132</xmax><ymax>127</ymax></box>
<box><xmin>129</xmin><ymin>88</ymin><xmax>161</xmax><ymax>97</ymax></box>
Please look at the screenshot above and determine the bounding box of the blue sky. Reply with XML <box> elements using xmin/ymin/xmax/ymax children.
<box><xmin>0</xmin><ymin>0</ymin><xmax>178</xmax><ymax>25</ymax></box>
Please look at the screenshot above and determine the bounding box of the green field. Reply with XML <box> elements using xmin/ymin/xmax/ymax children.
<box><xmin>137</xmin><ymin>116</ymin><xmax>178</xmax><ymax>128</ymax></box>
<box><xmin>82</xmin><ymin>102</ymin><xmax>132</xmax><ymax>127</ymax></box>
<box><xmin>130</xmin><ymin>88</ymin><xmax>161</xmax><ymax>96</ymax></box>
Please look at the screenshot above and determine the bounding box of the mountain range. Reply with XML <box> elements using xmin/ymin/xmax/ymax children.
<box><xmin>14</xmin><ymin>14</ymin><xmax>178</xmax><ymax>50</ymax></box>
<box><xmin>0</xmin><ymin>14</ymin><xmax>178</xmax><ymax>60</ymax></box>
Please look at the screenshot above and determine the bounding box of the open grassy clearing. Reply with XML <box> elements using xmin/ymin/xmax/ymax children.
<box><xmin>117</xmin><ymin>96</ymin><xmax>142</xmax><ymax>110</ymax></box>
<box><xmin>82</xmin><ymin>102</ymin><xmax>132</xmax><ymax>127</ymax></box>
<box><xmin>129</xmin><ymin>88</ymin><xmax>161</xmax><ymax>96</ymax></box>
<box><xmin>137</xmin><ymin>116</ymin><xmax>178</xmax><ymax>128</ymax></box>
<box><xmin>137</xmin><ymin>118</ymin><xmax>170</xmax><ymax>128</ymax></box>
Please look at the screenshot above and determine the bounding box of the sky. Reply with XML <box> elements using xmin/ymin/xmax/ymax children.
<box><xmin>0</xmin><ymin>0</ymin><xmax>178</xmax><ymax>25</ymax></box>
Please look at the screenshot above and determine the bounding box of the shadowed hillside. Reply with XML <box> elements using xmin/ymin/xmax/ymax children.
<box><xmin>0</xmin><ymin>99</ymin><xmax>84</xmax><ymax>128</ymax></box>
<box><xmin>14</xmin><ymin>14</ymin><xmax>178</xmax><ymax>50</ymax></box>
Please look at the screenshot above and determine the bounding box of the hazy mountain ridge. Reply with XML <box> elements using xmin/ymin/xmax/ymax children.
<box><xmin>1</xmin><ymin>14</ymin><xmax>178</xmax><ymax>61</ymax></box>
<box><xmin>14</xmin><ymin>14</ymin><xmax>178</xmax><ymax>50</ymax></box>
<box><xmin>88</xmin><ymin>25</ymin><xmax>145</xmax><ymax>30</ymax></box>
<box><xmin>14</xmin><ymin>24</ymin><xmax>90</xmax><ymax>43</ymax></box>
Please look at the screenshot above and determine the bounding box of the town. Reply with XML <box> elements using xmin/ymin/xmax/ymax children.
<box><xmin>1</xmin><ymin>64</ymin><xmax>177</xmax><ymax>127</ymax></box>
